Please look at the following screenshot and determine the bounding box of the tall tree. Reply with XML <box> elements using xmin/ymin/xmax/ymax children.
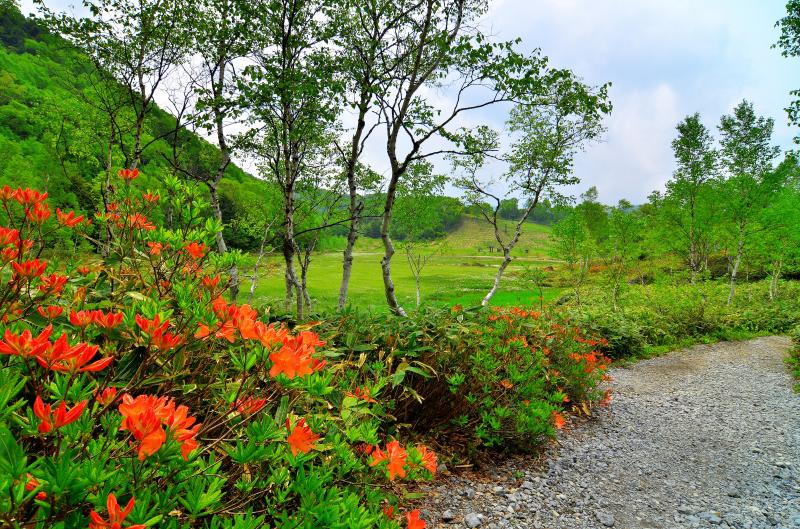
<box><xmin>717</xmin><ymin>100</ymin><xmax>781</xmax><ymax>303</ymax></box>
<box><xmin>241</xmin><ymin>0</ymin><xmax>340</xmax><ymax>318</ymax></box>
<box><xmin>174</xmin><ymin>0</ymin><xmax>252</xmax><ymax>301</ymax></box>
<box><xmin>775</xmin><ymin>0</ymin><xmax>800</xmax><ymax>146</ymax></box>
<box><xmin>372</xmin><ymin>0</ymin><xmax>551</xmax><ymax>315</ymax></box>
<box><xmin>452</xmin><ymin>77</ymin><xmax>609</xmax><ymax>306</ymax></box>
<box><xmin>333</xmin><ymin>0</ymin><xmax>400</xmax><ymax>311</ymax></box>
<box><xmin>664</xmin><ymin>113</ymin><xmax>718</xmax><ymax>281</ymax></box>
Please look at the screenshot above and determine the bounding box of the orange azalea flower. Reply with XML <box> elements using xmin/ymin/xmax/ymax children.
<box><xmin>35</xmin><ymin>333</ymin><xmax>112</xmax><ymax>373</ymax></box>
<box><xmin>269</xmin><ymin>338</ymin><xmax>324</xmax><ymax>379</ymax></box>
<box><xmin>37</xmin><ymin>305</ymin><xmax>64</xmax><ymax>320</ymax></box>
<box><xmin>96</xmin><ymin>387</ymin><xmax>118</xmax><ymax>406</ymax></box>
<box><xmin>24</xmin><ymin>473</ymin><xmax>47</xmax><ymax>500</ymax></box>
<box><xmin>124</xmin><ymin>213</ymin><xmax>155</xmax><ymax>231</ymax></box>
<box><xmin>91</xmin><ymin>310</ymin><xmax>124</xmax><ymax>330</ymax></box>
<box><xmin>118</xmin><ymin>394</ymin><xmax>168</xmax><ymax>460</ymax></box>
<box><xmin>25</xmin><ymin>202</ymin><xmax>51</xmax><ymax>224</ymax></box>
<box><xmin>406</xmin><ymin>509</ymin><xmax>426</xmax><ymax>529</ymax></box>
<box><xmin>89</xmin><ymin>493</ymin><xmax>146</xmax><ymax>529</ymax></box>
<box><xmin>33</xmin><ymin>396</ymin><xmax>87</xmax><ymax>434</ymax></box>
<box><xmin>146</xmin><ymin>241</ymin><xmax>163</xmax><ymax>255</ymax></box>
<box><xmin>70</xmin><ymin>309</ymin><xmax>94</xmax><ymax>328</ymax></box>
<box><xmin>119</xmin><ymin>394</ymin><xmax>200</xmax><ymax>461</ymax></box>
<box><xmin>0</xmin><ymin>185</ymin><xmax>15</xmax><ymax>201</ymax></box>
<box><xmin>1</xmin><ymin>246</ymin><xmax>17</xmax><ymax>263</ymax></box>
<box><xmin>118</xmin><ymin>168</ymin><xmax>140</xmax><ymax>181</ymax></box>
<box><xmin>184</xmin><ymin>242</ymin><xmax>206</xmax><ymax>259</ymax></box>
<box><xmin>0</xmin><ymin>226</ymin><xmax>19</xmax><ymax>246</ymax></box>
<box><xmin>161</xmin><ymin>401</ymin><xmax>201</xmax><ymax>460</ymax></box>
<box><xmin>38</xmin><ymin>273</ymin><xmax>68</xmax><ymax>295</ymax></box>
<box><xmin>371</xmin><ymin>440</ymin><xmax>408</xmax><ymax>480</ymax></box>
<box><xmin>76</xmin><ymin>265</ymin><xmax>91</xmax><ymax>275</ymax></box>
<box><xmin>0</xmin><ymin>326</ymin><xmax>53</xmax><ymax>357</ymax></box>
<box><xmin>286</xmin><ymin>418</ymin><xmax>320</xmax><ymax>456</ymax></box>
<box><xmin>232</xmin><ymin>396</ymin><xmax>267</xmax><ymax>416</ymax></box>
<box><xmin>551</xmin><ymin>410</ymin><xmax>566</xmax><ymax>430</ymax></box>
<box><xmin>201</xmin><ymin>275</ymin><xmax>220</xmax><ymax>291</ymax></box>
<box><xmin>56</xmin><ymin>208</ymin><xmax>85</xmax><ymax>228</ymax></box>
<box><xmin>11</xmin><ymin>259</ymin><xmax>47</xmax><ymax>280</ymax></box>
<box><xmin>383</xmin><ymin>505</ymin><xmax>394</xmax><ymax>519</ymax></box>
<box><xmin>13</xmin><ymin>188</ymin><xmax>48</xmax><ymax>207</ymax></box>
<box><xmin>499</xmin><ymin>379</ymin><xmax>514</xmax><ymax>389</ymax></box>
<box><xmin>141</xmin><ymin>192</ymin><xmax>159</xmax><ymax>203</ymax></box>
<box><xmin>416</xmin><ymin>445</ymin><xmax>437</xmax><ymax>474</ymax></box>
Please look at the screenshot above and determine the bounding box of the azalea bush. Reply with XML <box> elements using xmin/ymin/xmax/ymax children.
<box><xmin>318</xmin><ymin>306</ymin><xmax>612</xmax><ymax>455</ymax></box>
<box><xmin>0</xmin><ymin>174</ymin><xmax>435</xmax><ymax>529</ymax></box>
<box><xmin>787</xmin><ymin>325</ymin><xmax>800</xmax><ymax>390</ymax></box>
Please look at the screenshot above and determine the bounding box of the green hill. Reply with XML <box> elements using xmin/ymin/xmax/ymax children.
<box><xmin>0</xmin><ymin>4</ymin><xmax>276</xmax><ymax>251</ymax></box>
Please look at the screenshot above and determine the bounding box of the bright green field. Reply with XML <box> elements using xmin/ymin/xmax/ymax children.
<box><xmin>240</xmin><ymin>217</ymin><xmax>563</xmax><ymax>312</ymax></box>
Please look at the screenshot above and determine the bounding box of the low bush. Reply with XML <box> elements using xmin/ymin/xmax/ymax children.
<box><xmin>317</xmin><ymin>306</ymin><xmax>612</xmax><ymax>456</ymax></box>
<box><xmin>565</xmin><ymin>281</ymin><xmax>800</xmax><ymax>358</ymax></box>
<box><xmin>0</xmin><ymin>176</ymin><xmax>438</xmax><ymax>529</ymax></box>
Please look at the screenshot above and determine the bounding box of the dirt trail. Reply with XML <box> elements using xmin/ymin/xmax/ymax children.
<box><xmin>421</xmin><ymin>336</ymin><xmax>800</xmax><ymax>529</ymax></box>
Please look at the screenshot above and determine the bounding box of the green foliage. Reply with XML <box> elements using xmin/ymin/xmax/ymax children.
<box><xmin>565</xmin><ymin>280</ymin><xmax>800</xmax><ymax>359</ymax></box>
<box><xmin>317</xmin><ymin>306</ymin><xmax>611</xmax><ymax>456</ymax></box>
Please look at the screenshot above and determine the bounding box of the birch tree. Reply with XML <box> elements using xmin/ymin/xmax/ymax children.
<box><xmin>718</xmin><ymin>100</ymin><xmax>780</xmax><ymax>304</ymax></box>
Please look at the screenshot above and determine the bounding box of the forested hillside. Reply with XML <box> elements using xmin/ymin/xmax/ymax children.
<box><xmin>0</xmin><ymin>4</ymin><xmax>277</xmax><ymax>250</ymax></box>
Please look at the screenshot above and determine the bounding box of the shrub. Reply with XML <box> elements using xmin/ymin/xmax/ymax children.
<box><xmin>318</xmin><ymin>306</ymin><xmax>612</xmax><ymax>455</ymax></box>
<box><xmin>0</xmin><ymin>177</ymin><xmax>436</xmax><ymax>529</ymax></box>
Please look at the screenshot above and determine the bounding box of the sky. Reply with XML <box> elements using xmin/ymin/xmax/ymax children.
<box><xmin>20</xmin><ymin>0</ymin><xmax>800</xmax><ymax>205</ymax></box>
<box><xmin>476</xmin><ymin>0</ymin><xmax>800</xmax><ymax>203</ymax></box>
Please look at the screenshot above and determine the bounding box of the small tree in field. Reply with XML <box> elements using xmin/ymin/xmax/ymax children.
<box><xmin>601</xmin><ymin>200</ymin><xmax>642</xmax><ymax>311</ymax></box>
<box><xmin>452</xmin><ymin>78</ymin><xmax>609</xmax><ymax>306</ymax></box>
<box><xmin>393</xmin><ymin>162</ymin><xmax>446</xmax><ymax>308</ymax></box>
<box><xmin>551</xmin><ymin>211</ymin><xmax>594</xmax><ymax>305</ymax></box>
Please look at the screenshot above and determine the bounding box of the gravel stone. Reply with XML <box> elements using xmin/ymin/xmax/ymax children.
<box><xmin>465</xmin><ymin>513</ymin><xmax>483</xmax><ymax>527</ymax></box>
<box><xmin>418</xmin><ymin>337</ymin><xmax>800</xmax><ymax>528</ymax></box>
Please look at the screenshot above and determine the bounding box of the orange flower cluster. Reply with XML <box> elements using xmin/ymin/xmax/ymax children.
<box><xmin>269</xmin><ymin>331</ymin><xmax>327</xmax><ymax>379</ymax></box>
<box><xmin>89</xmin><ymin>493</ymin><xmax>145</xmax><ymax>529</ymax></box>
<box><xmin>56</xmin><ymin>208</ymin><xmax>87</xmax><ymax>228</ymax></box>
<box><xmin>118</xmin><ymin>394</ymin><xmax>201</xmax><ymax>461</ymax></box>
<box><xmin>135</xmin><ymin>314</ymin><xmax>183</xmax><ymax>351</ymax></box>
<box><xmin>118</xmin><ymin>168</ymin><xmax>140</xmax><ymax>181</ymax></box>
<box><xmin>406</xmin><ymin>510</ymin><xmax>426</xmax><ymax>529</ymax></box>
<box><xmin>286</xmin><ymin>418</ymin><xmax>320</xmax><ymax>455</ymax></box>
<box><xmin>196</xmin><ymin>297</ymin><xmax>280</xmax><ymax>344</ymax></box>
<box><xmin>70</xmin><ymin>309</ymin><xmax>124</xmax><ymax>330</ymax></box>
<box><xmin>368</xmin><ymin>441</ymin><xmax>437</xmax><ymax>481</ymax></box>
<box><xmin>35</xmin><ymin>333</ymin><xmax>112</xmax><ymax>373</ymax></box>
<box><xmin>0</xmin><ymin>326</ymin><xmax>112</xmax><ymax>373</ymax></box>
<box><xmin>33</xmin><ymin>395</ymin><xmax>87</xmax><ymax>434</ymax></box>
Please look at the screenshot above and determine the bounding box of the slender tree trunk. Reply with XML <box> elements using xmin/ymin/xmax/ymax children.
<box><xmin>101</xmin><ymin>128</ymin><xmax>114</xmax><ymax>259</ymax></box>
<box><xmin>248</xmin><ymin>219</ymin><xmax>273</xmax><ymax>305</ymax></box>
<box><xmin>769</xmin><ymin>258</ymin><xmax>782</xmax><ymax>302</ymax></box>
<box><xmin>727</xmin><ymin>225</ymin><xmax>745</xmax><ymax>305</ymax></box>
<box><xmin>482</xmin><ymin>250</ymin><xmax>512</xmax><ymax>306</ymax></box>
<box><xmin>209</xmin><ymin>184</ymin><xmax>239</xmax><ymax>301</ymax></box>
<box><xmin>381</xmin><ymin>169</ymin><xmax>406</xmax><ymax>316</ymax></box>
<box><xmin>482</xmin><ymin>190</ymin><xmax>542</xmax><ymax>306</ymax></box>
<box><xmin>337</xmin><ymin>94</ymin><xmax>370</xmax><ymax>311</ymax></box>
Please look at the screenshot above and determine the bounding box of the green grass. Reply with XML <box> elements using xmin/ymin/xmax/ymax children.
<box><xmin>240</xmin><ymin>217</ymin><xmax>560</xmax><ymax>312</ymax></box>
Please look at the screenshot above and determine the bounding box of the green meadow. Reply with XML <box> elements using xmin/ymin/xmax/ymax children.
<box><xmin>241</xmin><ymin>216</ymin><xmax>564</xmax><ymax>311</ymax></box>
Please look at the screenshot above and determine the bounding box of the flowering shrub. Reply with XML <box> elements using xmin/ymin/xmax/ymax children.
<box><xmin>0</xmin><ymin>176</ymin><xmax>435</xmax><ymax>528</ymax></box>
<box><xmin>319</xmin><ymin>306</ymin><xmax>612</xmax><ymax>455</ymax></box>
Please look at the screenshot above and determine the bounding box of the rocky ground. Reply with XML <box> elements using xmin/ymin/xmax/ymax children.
<box><xmin>419</xmin><ymin>336</ymin><xmax>800</xmax><ymax>529</ymax></box>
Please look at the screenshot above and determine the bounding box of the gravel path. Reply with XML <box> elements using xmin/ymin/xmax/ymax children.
<box><xmin>420</xmin><ymin>336</ymin><xmax>800</xmax><ymax>529</ymax></box>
